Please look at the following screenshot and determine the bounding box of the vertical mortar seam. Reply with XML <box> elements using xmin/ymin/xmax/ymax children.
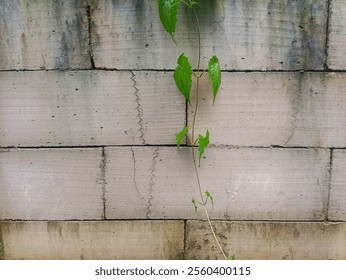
<box><xmin>185</xmin><ymin>100</ymin><xmax>188</xmax><ymax>145</ymax></box>
<box><xmin>101</xmin><ymin>147</ymin><xmax>107</xmax><ymax>220</ymax></box>
<box><xmin>324</xmin><ymin>0</ymin><xmax>332</xmax><ymax>70</ymax></box>
<box><xmin>0</xmin><ymin>223</ymin><xmax>4</xmax><ymax>260</ymax></box>
<box><xmin>183</xmin><ymin>220</ymin><xmax>187</xmax><ymax>260</ymax></box>
<box><xmin>87</xmin><ymin>2</ymin><xmax>96</xmax><ymax>69</ymax></box>
<box><xmin>325</xmin><ymin>148</ymin><xmax>334</xmax><ymax>221</ymax></box>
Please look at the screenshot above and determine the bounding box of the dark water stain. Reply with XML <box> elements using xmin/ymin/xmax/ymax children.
<box><xmin>47</xmin><ymin>221</ymin><xmax>64</xmax><ymax>237</ymax></box>
<box><xmin>71</xmin><ymin>0</ymin><xmax>88</xmax><ymax>51</ymax></box>
<box><xmin>267</xmin><ymin>0</ymin><xmax>325</xmax><ymax>69</ymax></box>
<box><xmin>286</xmin><ymin>0</ymin><xmax>325</xmax><ymax>69</ymax></box>
<box><xmin>52</xmin><ymin>0</ymin><xmax>88</xmax><ymax>68</ymax></box>
<box><xmin>54</xmin><ymin>32</ymin><xmax>70</xmax><ymax>69</ymax></box>
<box><xmin>52</xmin><ymin>1</ymin><xmax>69</xmax><ymax>68</ymax></box>
<box><xmin>0</xmin><ymin>0</ymin><xmax>21</xmax><ymax>68</ymax></box>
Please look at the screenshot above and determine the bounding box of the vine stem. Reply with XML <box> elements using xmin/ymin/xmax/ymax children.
<box><xmin>191</xmin><ymin>6</ymin><xmax>228</xmax><ymax>261</ymax></box>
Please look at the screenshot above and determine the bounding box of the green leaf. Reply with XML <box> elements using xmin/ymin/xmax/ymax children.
<box><xmin>208</xmin><ymin>55</ymin><xmax>221</xmax><ymax>105</ymax></box>
<box><xmin>231</xmin><ymin>255</ymin><xmax>236</xmax><ymax>260</ymax></box>
<box><xmin>192</xmin><ymin>198</ymin><xmax>198</xmax><ymax>212</ymax></box>
<box><xmin>198</xmin><ymin>130</ymin><xmax>210</xmax><ymax>166</ymax></box>
<box><xmin>205</xmin><ymin>190</ymin><xmax>213</xmax><ymax>206</ymax></box>
<box><xmin>158</xmin><ymin>0</ymin><xmax>179</xmax><ymax>41</ymax></box>
<box><xmin>176</xmin><ymin>126</ymin><xmax>188</xmax><ymax>150</ymax></box>
<box><xmin>174</xmin><ymin>53</ymin><xmax>193</xmax><ymax>104</ymax></box>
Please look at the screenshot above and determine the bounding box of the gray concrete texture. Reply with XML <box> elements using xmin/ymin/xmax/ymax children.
<box><xmin>0</xmin><ymin>0</ymin><xmax>345</xmax><ymax>259</ymax></box>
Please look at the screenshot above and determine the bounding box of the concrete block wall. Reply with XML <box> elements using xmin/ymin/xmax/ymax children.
<box><xmin>0</xmin><ymin>0</ymin><xmax>345</xmax><ymax>259</ymax></box>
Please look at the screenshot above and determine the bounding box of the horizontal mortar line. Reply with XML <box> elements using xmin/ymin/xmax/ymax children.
<box><xmin>2</xmin><ymin>68</ymin><xmax>346</xmax><ymax>73</ymax></box>
<box><xmin>0</xmin><ymin>144</ymin><xmax>341</xmax><ymax>150</ymax></box>
<box><xmin>0</xmin><ymin>218</ymin><xmax>345</xmax><ymax>223</ymax></box>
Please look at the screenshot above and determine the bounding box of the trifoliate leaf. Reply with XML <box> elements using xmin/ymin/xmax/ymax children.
<box><xmin>198</xmin><ymin>130</ymin><xmax>210</xmax><ymax>166</ymax></box>
<box><xmin>158</xmin><ymin>0</ymin><xmax>179</xmax><ymax>42</ymax></box>
<box><xmin>205</xmin><ymin>190</ymin><xmax>213</xmax><ymax>206</ymax></box>
<box><xmin>176</xmin><ymin>126</ymin><xmax>188</xmax><ymax>150</ymax></box>
<box><xmin>208</xmin><ymin>55</ymin><xmax>221</xmax><ymax>105</ymax></box>
<box><xmin>192</xmin><ymin>198</ymin><xmax>198</xmax><ymax>212</ymax></box>
<box><xmin>174</xmin><ymin>53</ymin><xmax>193</xmax><ymax>104</ymax></box>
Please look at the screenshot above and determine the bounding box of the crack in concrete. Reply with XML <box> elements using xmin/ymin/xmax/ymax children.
<box><xmin>130</xmin><ymin>147</ymin><xmax>144</xmax><ymax>204</ymax></box>
<box><xmin>86</xmin><ymin>3</ymin><xmax>95</xmax><ymax>69</ymax></box>
<box><xmin>209</xmin><ymin>17</ymin><xmax>225</xmax><ymax>37</ymax></box>
<box><xmin>324</xmin><ymin>0</ymin><xmax>332</xmax><ymax>70</ymax></box>
<box><xmin>98</xmin><ymin>147</ymin><xmax>107</xmax><ymax>219</ymax></box>
<box><xmin>146</xmin><ymin>148</ymin><xmax>159</xmax><ymax>219</ymax></box>
<box><xmin>130</xmin><ymin>71</ymin><xmax>145</xmax><ymax>144</ymax></box>
<box><xmin>325</xmin><ymin>148</ymin><xmax>334</xmax><ymax>221</ymax></box>
<box><xmin>284</xmin><ymin>73</ymin><xmax>303</xmax><ymax>146</ymax></box>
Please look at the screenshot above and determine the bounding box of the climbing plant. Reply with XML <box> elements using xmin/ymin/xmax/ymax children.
<box><xmin>158</xmin><ymin>0</ymin><xmax>229</xmax><ymax>260</ymax></box>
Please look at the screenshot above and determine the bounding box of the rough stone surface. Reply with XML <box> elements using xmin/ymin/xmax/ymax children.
<box><xmin>1</xmin><ymin>221</ymin><xmax>184</xmax><ymax>260</ymax></box>
<box><xmin>186</xmin><ymin>221</ymin><xmax>346</xmax><ymax>259</ymax></box>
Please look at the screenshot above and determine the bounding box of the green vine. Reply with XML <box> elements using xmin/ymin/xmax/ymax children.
<box><xmin>158</xmin><ymin>0</ymin><xmax>228</xmax><ymax>260</ymax></box>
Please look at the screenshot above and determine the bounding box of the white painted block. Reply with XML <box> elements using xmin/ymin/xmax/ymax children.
<box><xmin>186</xmin><ymin>221</ymin><xmax>346</xmax><ymax>259</ymax></box>
<box><xmin>91</xmin><ymin>0</ymin><xmax>327</xmax><ymax>70</ymax></box>
<box><xmin>0</xmin><ymin>148</ymin><xmax>104</xmax><ymax>220</ymax></box>
<box><xmin>1</xmin><ymin>221</ymin><xmax>184</xmax><ymax>260</ymax></box>
<box><xmin>105</xmin><ymin>147</ymin><xmax>330</xmax><ymax>220</ymax></box>
<box><xmin>329</xmin><ymin>150</ymin><xmax>346</xmax><ymax>221</ymax></box>
<box><xmin>0</xmin><ymin>0</ymin><xmax>90</xmax><ymax>70</ymax></box>
<box><xmin>0</xmin><ymin>71</ymin><xmax>185</xmax><ymax>147</ymax></box>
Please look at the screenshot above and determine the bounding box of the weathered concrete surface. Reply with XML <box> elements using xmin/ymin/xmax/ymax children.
<box><xmin>186</xmin><ymin>221</ymin><xmax>346</xmax><ymax>259</ymax></box>
<box><xmin>1</xmin><ymin>71</ymin><xmax>345</xmax><ymax>148</ymax></box>
<box><xmin>188</xmin><ymin>72</ymin><xmax>346</xmax><ymax>148</ymax></box>
<box><xmin>91</xmin><ymin>0</ymin><xmax>327</xmax><ymax>70</ymax></box>
<box><xmin>0</xmin><ymin>0</ymin><xmax>91</xmax><ymax>70</ymax></box>
<box><xmin>329</xmin><ymin>150</ymin><xmax>346</xmax><ymax>221</ymax></box>
<box><xmin>105</xmin><ymin>147</ymin><xmax>330</xmax><ymax>220</ymax></box>
<box><xmin>1</xmin><ymin>221</ymin><xmax>184</xmax><ymax>260</ymax></box>
<box><xmin>327</xmin><ymin>0</ymin><xmax>346</xmax><ymax>69</ymax></box>
<box><xmin>0</xmin><ymin>71</ymin><xmax>184</xmax><ymax>147</ymax></box>
<box><xmin>0</xmin><ymin>148</ymin><xmax>104</xmax><ymax>220</ymax></box>
<box><xmin>0</xmin><ymin>223</ymin><xmax>4</xmax><ymax>260</ymax></box>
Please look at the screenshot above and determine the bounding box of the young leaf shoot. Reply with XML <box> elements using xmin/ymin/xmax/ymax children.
<box><xmin>176</xmin><ymin>126</ymin><xmax>188</xmax><ymax>150</ymax></box>
<box><xmin>198</xmin><ymin>130</ymin><xmax>210</xmax><ymax>166</ymax></box>
<box><xmin>208</xmin><ymin>55</ymin><xmax>221</xmax><ymax>105</ymax></box>
<box><xmin>192</xmin><ymin>198</ymin><xmax>198</xmax><ymax>212</ymax></box>
<box><xmin>205</xmin><ymin>190</ymin><xmax>214</xmax><ymax>206</ymax></box>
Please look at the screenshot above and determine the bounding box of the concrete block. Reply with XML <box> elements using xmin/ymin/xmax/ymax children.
<box><xmin>105</xmin><ymin>147</ymin><xmax>330</xmax><ymax>220</ymax></box>
<box><xmin>186</xmin><ymin>221</ymin><xmax>346</xmax><ymax>259</ymax></box>
<box><xmin>0</xmin><ymin>0</ymin><xmax>90</xmax><ymax>70</ymax></box>
<box><xmin>0</xmin><ymin>148</ymin><xmax>104</xmax><ymax>220</ymax></box>
<box><xmin>1</xmin><ymin>221</ymin><xmax>184</xmax><ymax>260</ymax></box>
<box><xmin>91</xmin><ymin>0</ymin><xmax>327</xmax><ymax>70</ymax></box>
<box><xmin>329</xmin><ymin>150</ymin><xmax>346</xmax><ymax>221</ymax></box>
